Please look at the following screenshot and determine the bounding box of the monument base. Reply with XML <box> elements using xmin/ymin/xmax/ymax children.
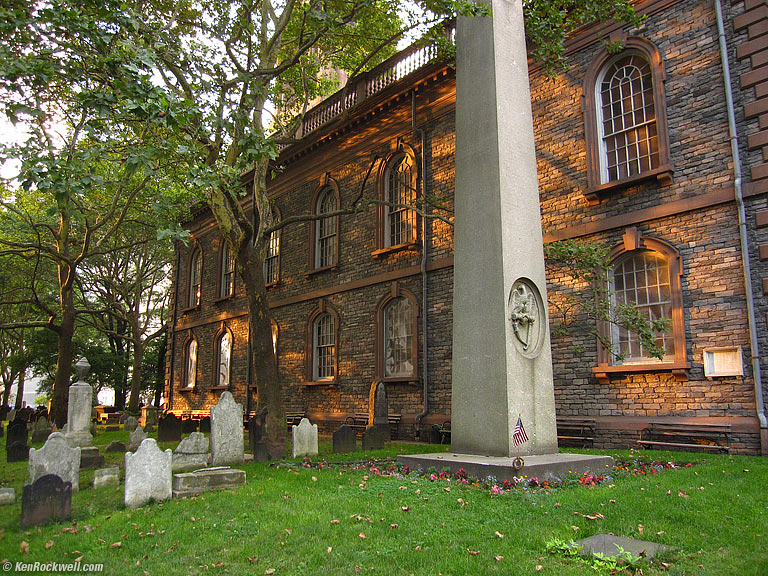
<box><xmin>397</xmin><ymin>452</ymin><xmax>614</xmax><ymax>483</ymax></box>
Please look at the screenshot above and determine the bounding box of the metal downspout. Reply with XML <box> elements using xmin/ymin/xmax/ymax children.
<box><xmin>714</xmin><ymin>0</ymin><xmax>767</xmax><ymax>451</ymax></box>
<box><xmin>167</xmin><ymin>245</ymin><xmax>181</xmax><ymax>411</ymax></box>
<box><xmin>413</xmin><ymin>91</ymin><xmax>431</xmax><ymax>436</ymax></box>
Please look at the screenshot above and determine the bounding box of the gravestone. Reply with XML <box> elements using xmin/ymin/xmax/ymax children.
<box><xmin>292</xmin><ymin>418</ymin><xmax>319</xmax><ymax>458</ymax></box>
<box><xmin>172</xmin><ymin>467</ymin><xmax>246</xmax><ymax>498</ymax></box>
<box><xmin>0</xmin><ymin>420</ymin><xmax>4</xmax><ymax>437</ymax></box>
<box><xmin>182</xmin><ymin>418</ymin><xmax>198</xmax><ymax>434</ymax></box>
<box><xmin>0</xmin><ymin>488</ymin><xmax>15</xmax><ymax>505</ymax></box>
<box><xmin>6</xmin><ymin>419</ymin><xmax>29</xmax><ymax>462</ymax></box>
<box><xmin>199</xmin><ymin>416</ymin><xmax>211</xmax><ymax>433</ymax></box>
<box><xmin>362</xmin><ymin>426</ymin><xmax>385</xmax><ymax>451</ymax></box>
<box><xmin>248</xmin><ymin>412</ymin><xmax>269</xmax><ymax>462</ymax></box>
<box><xmin>143</xmin><ymin>407</ymin><xmax>159</xmax><ymax>432</ymax></box>
<box><xmin>128</xmin><ymin>427</ymin><xmax>147</xmax><ymax>452</ymax></box>
<box><xmin>124</xmin><ymin>438</ymin><xmax>172</xmax><ymax>508</ymax></box>
<box><xmin>31</xmin><ymin>417</ymin><xmax>52</xmax><ymax>444</ymax></box>
<box><xmin>21</xmin><ymin>474</ymin><xmax>72</xmax><ymax>528</ymax></box>
<box><xmin>123</xmin><ymin>416</ymin><xmax>139</xmax><ymax>431</ymax></box>
<box><xmin>210</xmin><ymin>392</ymin><xmax>244</xmax><ymax>466</ymax></box>
<box><xmin>105</xmin><ymin>440</ymin><xmax>127</xmax><ymax>453</ymax></box>
<box><xmin>93</xmin><ymin>467</ymin><xmax>120</xmax><ymax>489</ymax></box>
<box><xmin>372</xmin><ymin>382</ymin><xmax>390</xmax><ymax>441</ymax></box>
<box><xmin>64</xmin><ymin>358</ymin><xmax>94</xmax><ymax>448</ymax></box>
<box><xmin>333</xmin><ymin>425</ymin><xmax>357</xmax><ymax>453</ymax></box>
<box><xmin>28</xmin><ymin>432</ymin><xmax>81</xmax><ymax>492</ymax></box>
<box><xmin>158</xmin><ymin>414</ymin><xmax>182</xmax><ymax>442</ymax></box>
<box><xmin>173</xmin><ymin>432</ymin><xmax>209</xmax><ymax>471</ymax></box>
<box><xmin>80</xmin><ymin>447</ymin><xmax>105</xmax><ymax>468</ymax></box>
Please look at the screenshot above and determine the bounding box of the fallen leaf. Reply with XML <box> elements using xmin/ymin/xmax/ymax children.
<box><xmin>444</xmin><ymin>487</ymin><xmax>450</xmax><ymax>492</ymax></box>
<box><xmin>554</xmin><ymin>502</ymin><xmax>561</xmax><ymax>507</ymax></box>
<box><xmin>213</xmin><ymin>562</ymin><xmax>223</xmax><ymax>567</ymax></box>
<box><xmin>311</xmin><ymin>477</ymin><xmax>317</xmax><ymax>482</ymax></box>
<box><xmin>45</xmin><ymin>541</ymin><xmax>54</xmax><ymax>550</ymax></box>
<box><xmin>637</xmin><ymin>525</ymin><xmax>644</xmax><ymax>534</ymax></box>
<box><xmin>97</xmin><ymin>539</ymin><xmax>106</xmax><ymax>545</ymax></box>
<box><xmin>467</xmin><ymin>549</ymin><xmax>480</xmax><ymax>556</ymax></box>
<box><xmin>111</xmin><ymin>542</ymin><xmax>122</xmax><ymax>548</ymax></box>
<box><xmin>571</xmin><ymin>526</ymin><xmax>580</xmax><ymax>531</ymax></box>
<box><xmin>73</xmin><ymin>556</ymin><xmax>83</xmax><ymax>563</ymax></box>
<box><xmin>330</xmin><ymin>520</ymin><xmax>340</xmax><ymax>525</ymax></box>
<box><xmin>359</xmin><ymin>533</ymin><xmax>366</xmax><ymax>539</ymax></box>
<box><xmin>536</xmin><ymin>565</ymin><xmax>544</xmax><ymax>572</ymax></box>
<box><xmin>390</xmin><ymin>524</ymin><xmax>398</xmax><ymax>530</ymax></box>
<box><xmin>62</xmin><ymin>527</ymin><xmax>77</xmax><ymax>534</ymax></box>
<box><xmin>265</xmin><ymin>570</ymin><xmax>276</xmax><ymax>575</ymax></box>
<box><xmin>401</xmin><ymin>507</ymin><xmax>410</xmax><ymax>512</ymax></box>
<box><xmin>399</xmin><ymin>486</ymin><xmax>407</xmax><ymax>490</ymax></box>
<box><xmin>166</xmin><ymin>543</ymin><xmax>178</xmax><ymax>553</ymax></box>
<box><xmin>247</xmin><ymin>557</ymin><xmax>258</xmax><ymax>564</ymax></box>
<box><xmin>284</xmin><ymin>529</ymin><xmax>292</xmax><ymax>535</ymax></box>
<box><xmin>415</xmin><ymin>546</ymin><xmax>421</xmax><ymax>551</ymax></box>
<box><xmin>609</xmin><ymin>500</ymin><xmax>616</xmax><ymax>504</ymax></box>
<box><xmin>327</xmin><ymin>547</ymin><xmax>332</xmax><ymax>553</ymax></box>
<box><xmin>660</xmin><ymin>562</ymin><xmax>671</xmax><ymax>569</ymax></box>
<box><xmin>495</xmin><ymin>531</ymin><xmax>504</xmax><ymax>539</ymax></box>
<box><xmin>657</xmin><ymin>531</ymin><xmax>665</xmax><ymax>536</ymax></box>
<box><xmin>20</xmin><ymin>541</ymin><xmax>29</xmax><ymax>554</ymax></box>
<box><xmin>495</xmin><ymin>556</ymin><xmax>504</xmax><ymax>562</ymax></box>
<box><xmin>678</xmin><ymin>491</ymin><xmax>689</xmax><ymax>498</ymax></box>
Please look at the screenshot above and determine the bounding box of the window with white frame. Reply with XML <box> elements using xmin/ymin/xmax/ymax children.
<box><xmin>611</xmin><ymin>251</ymin><xmax>675</xmax><ymax>362</ymax></box>
<box><xmin>383</xmin><ymin>297</ymin><xmax>414</xmax><ymax>377</ymax></box>
<box><xmin>219</xmin><ymin>241</ymin><xmax>235</xmax><ymax>298</ymax></box>
<box><xmin>312</xmin><ymin>312</ymin><xmax>336</xmax><ymax>381</ymax></box>
<box><xmin>183</xmin><ymin>337</ymin><xmax>197</xmax><ymax>389</ymax></box>
<box><xmin>216</xmin><ymin>331</ymin><xmax>232</xmax><ymax>388</ymax></box>
<box><xmin>264</xmin><ymin>217</ymin><xmax>280</xmax><ymax>285</ymax></box>
<box><xmin>597</xmin><ymin>52</ymin><xmax>658</xmax><ymax>183</ymax></box>
<box><xmin>315</xmin><ymin>188</ymin><xmax>337</xmax><ymax>268</ymax></box>
<box><xmin>188</xmin><ymin>248</ymin><xmax>202</xmax><ymax>308</ymax></box>
<box><xmin>385</xmin><ymin>154</ymin><xmax>416</xmax><ymax>247</ymax></box>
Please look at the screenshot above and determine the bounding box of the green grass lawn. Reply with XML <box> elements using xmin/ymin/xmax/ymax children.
<box><xmin>1</xmin><ymin>429</ymin><xmax>766</xmax><ymax>575</ymax></box>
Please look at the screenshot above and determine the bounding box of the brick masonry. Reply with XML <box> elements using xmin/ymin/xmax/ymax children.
<box><xmin>165</xmin><ymin>0</ymin><xmax>767</xmax><ymax>453</ymax></box>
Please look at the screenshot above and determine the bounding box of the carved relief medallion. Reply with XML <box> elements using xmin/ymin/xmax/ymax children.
<box><xmin>508</xmin><ymin>278</ymin><xmax>545</xmax><ymax>358</ymax></box>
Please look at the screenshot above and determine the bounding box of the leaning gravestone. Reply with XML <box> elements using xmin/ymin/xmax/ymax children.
<box><xmin>292</xmin><ymin>418</ymin><xmax>318</xmax><ymax>458</ymax></box>
<box><xmin>173</xmin><ymin>432</ymin><xmax>209</xmax><ymax>471</ymax></box>
<box><xmin>105</xmin><ymin>440</ymin><xmax>127</xmax><ymax>453</ymax></box>
<box><xmin>123</xmin><ymin>415</ymin><xmax>139</xmax><ymax>432</ymax></box>
<box><xmin>158</xmin><ymin>414</ymin><xmax>182</xmax><ymax>442</ymax></box>
<box><xmin>248</xmin><ymin>412</ymin><xmax>269</xmax><ymax>462</ymax></box>
<box><xmin>28</xmin><ymin>432</ymin><xmax>81</xmax><ymax>492</ymax></box>
<box><xmin>93</xmin><ymin>467</ymin><xmax>120</xmax><ymax>489</ymax></box>
<box><xmin>31</xmin><ymin>417</ymin><xmax>52</xmax><ymax>444</ymax></box>
<box><xmin>124</xmin><ymin>438</ymin><xmax>172</xmax><ymax>508</ymax></box>
<box><xmin>21</xmin><ymin>474</ymin><xmax>72</xmax><ymax>528</ymax></box>
<box><xmin>6</xmin><ymin>419</ymin><xmax>30</xmax><ymax>462</ymax></box>
<box><xmin>0</xmin><ymin>488</ymin><xmax>14</xmax><ymax>505</ymax></box>
<box><xmin>64</xmin><ymin>357</ymin><xmax>94</xmax><ymax>448</ymax></box>
<box><xmin>128</xmin><ymin>427</ymin><xmax>147</xmax><ymax>452</ymax></box>
<box><xmin>362</xmin><ymin>426</ymin><xmax>385</xmax><ymax>451</ymax></box>
<box><xmin>333</xmin><ymin>425</ymin><xmax>357</xmax><ymax>453</ymax></box>
<box><xmin>210</xmin><ymin>392</ymin><xmax>244</xmax><ymax>466</ymax></box>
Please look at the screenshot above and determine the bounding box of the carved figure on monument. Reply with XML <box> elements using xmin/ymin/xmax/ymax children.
<box><xmin>509</xmin><ymin>282</ymin><xmax>537</xmax><ymax>350</ymax></box>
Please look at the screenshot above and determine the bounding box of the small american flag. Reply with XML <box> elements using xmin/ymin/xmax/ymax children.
<box><xmin>513</xmin><ymin>415</ymin><xmax>529</xmax><ymax>447</ymax></box>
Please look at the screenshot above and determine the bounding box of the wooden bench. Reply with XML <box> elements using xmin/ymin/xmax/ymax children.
<box><xmin>556</xmin><ymin>417</ymin><xmax>596</xmax><ymax>448</ymax></box>
<box><xmin>345</xmin><ymin>413</ymin><xmax>401</xmax><ymax>439</ymax></box>
<box><xmin>638</xmin><ymin>422</ymin><xmax>731</xmax><ymax>453</ymax></box>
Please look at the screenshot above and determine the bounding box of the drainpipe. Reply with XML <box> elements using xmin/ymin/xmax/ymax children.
<box><xmin>167</xmin><ymin>244</ymin><xmax>181</xmax><ymax>412</ymax></box>
<box><xmin>714</xmin><ymin>0</ymin><xmax>767</xmax><ymax>452</ymax></box>
<box><xmin>412</xmin><ymin>90</ymin><xmax>431</xmax><ymax>438</ymax></box>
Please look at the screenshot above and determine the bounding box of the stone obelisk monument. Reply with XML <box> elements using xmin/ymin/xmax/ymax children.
<box><xmin>400</xmin><ymin>0</ymin><xmax>612</xmax><ymax>478</ymax></box>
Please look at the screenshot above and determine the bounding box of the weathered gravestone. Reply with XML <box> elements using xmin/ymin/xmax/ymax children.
<box><xmin>172</xmin><ymin>467</ymin><xmax>246</xmax><ymax>498</ymax></box>
<box><xmin>248</xmin><ymin>412</ymin><xmax>269</xmax><ymax>462</ymax></box>
<box><xmin>0</xmin><ymin>420</ymin><xmax>4</xmax><ymax>438</ymax></box>
<box><xmin>0</xmin><ymin>488</ymin><xmax>15</xmax><ymax>505</ymax></box>
<box><xmin>64</xmin><ymin>357</ymin><xmax>93</xmax><ymax>448</ymax></box>
<box><xmin>199</xmin><ymin>416</ymin><xmax>211</xmax><ymax>433</ymax></box>
<box><xmin>333</xmin><ymin>425</ymin><xmax>357</xmax><ymax>453</ymax></box>
<box><xmin>128</xmin><ymin>427</ymin><xmax>147</xmax><ymax>452</ymax></box>
<box><xmin>125</xmin><ymin>438</ymin><xmax>172</xmax><ymax>508</ymax></box>
<box><xmin>182</xmin><ymin>418</ymin><xmax>198</xmax><ymax>434</ymax></box>
<box><xmin>21</xmin><ymin>474</ymin><xmax>72</xmax><ymax>528</ymax></box>
<box><xmin>173</xmin><ymin>432</ymin><xmax>209</xmax><ymax>471</ymax></box>
<box><xmin>105</xmin><ymin>441</ymin><xmax>127</xmax><ymax>453</ymax></box>
<box><xmin>210</xmin><ymin>392</ymin><xmax>244</xmax><ymax>466</ymax></box>
<box><xmin>6</xmin><ymin>419</ymin><xmax>29</xmax><ymax>462</ymax></box>
<box><xmin>372</xmin><ymin>382</ymin><xmax>390</xmax><ymax>441</ymax></box>
<box><xmin>292</xmin><ymin>418</ymin><xmax>319</xmax><ymax>458</ymax></box>
<box><xmin>93</xmin><ymin>467</ymin><xmax>120</xmax><ymax>489</ymax></box>
<box><xmin>362</xmin><ymin>425</ymin><xmax>386</xmax><ymax>451</ymax></box>
<box><xmin>158</xmin><ymin>414</ymin><xmax>182</xmax><ymax>443</ymax></box>
<box><xmin>123</xmin><ymin>416</ymin><xmax>139</xmax><ymax>431</ymax></box>
<box><xmin>31</xmin><ymin>417</ymin><xmax>52</xmax><ymax>444</ymax></box>
<box><xmin>143</xmin><ymin>407</ymin><xmax>159</xmax><ymax>433</ymax></box>
<box><xmin>28</xmin><ymin>432</ymin><xmax>81</xmax><ymax>492</ymax></box>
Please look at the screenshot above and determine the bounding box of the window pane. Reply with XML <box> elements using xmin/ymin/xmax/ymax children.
<box><xmin>264</xmin><ymin>212</ymin><xmax>280</xmax><ymax>284</ymax></box>
<box><xmin>220</xmin><ymin>243</ymin><xmax>235</xmax><ymax>297</ymax></box>
<box><xmin>185</xmin><ymin>340</ymin><xmax>197</xmax><ymax>388</ymax></box>
<box><xmin>313</xmin><ymin>313</ymin><xmax>336</xmax><ymax>380</ymax></box>
<box><xmin>385</xmin><ymin>156</ymin><xmax>416</xmax><ymax>247</ymax></box>
<box><xmin>189</xmin><ymin>250</ymin><xmax>202</xmax><ymax>307</ymax></box>
<box><xmin>218</xmin><ymin>332</ymin><xmax>231</xmax><ymax>388</ymax></box>
<box><xmin>316</xmin><ymin>189</ymin><xmax>337</xmax><ymax>268</ymax></box>
<box><xmin>384</xmin><ymin>297</ymin><xmax>414</xmax><ymax>377</ymax></box>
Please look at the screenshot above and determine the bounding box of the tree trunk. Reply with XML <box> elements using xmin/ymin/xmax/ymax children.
<box><xmin>13</xmin><ymin>369</ymin><xmax>25</xmax><ymax>409</ymax></box>
<box><xmin>50</xmin><ymin>307</ymin><xmax>75</xmax><ymax>428</ymax></box>
<box><xmin>127</xmin><ymin>331</ymin><xmax>144</xmax><ymax>414</ymax></box>
<box><xmin>154</xmin><ymin>332</ymin><xmax>166</xmax><ymax>407</ymax></box>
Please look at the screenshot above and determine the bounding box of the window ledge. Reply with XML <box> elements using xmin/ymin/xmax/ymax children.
<box><xmin>181</xmin><ymin>304</ymin><xmax>200</xmax><ymax>314</ymax></box>
<box><xmin>177</xmin><ymin>386</ymin><xmax>196</xmax><ymax>393</ymax></box>
<box><xmin>381</xmin><ymin>376</ymin><xmax>419</xmax><ymax>384</ymax></box>
<box><xmin>209</xmin><ymin>386</ymin><xmax>230</xmax><ymax>391</ymax></box>
<box><xmin>265</xmin><ymin>280</ymin><xmax>280</xmax><ymax>290</ymax></box>
<box><xmin>305</xmin><ymin>379</ymin><xmax>336</xmax><ymax>387</ymax></box>
<box><xmin>371</xmin><ymin>242</ymin><xmax>419</xmax><ymax>258</ymax></box>
<box><xmin>305</xmin><ymin>264</ymin><xmax>339</xmax><ymax>278</ymax></box>
<box><xmin>592</xmin><ymin>360</ymin><xmax>690</xmax><ymax>385</ymax></box>
<box><xmin>583</xmin><ymin>164</ymin><xmax>674</xmax><ymax>205</ymax></box>
<box><xmin>214</xmin><ymin>295</ymin><xmax>235</xmax><ymax>304</ymax></box>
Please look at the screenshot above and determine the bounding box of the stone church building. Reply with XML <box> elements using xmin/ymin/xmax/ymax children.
<box><xmin>164</xmin><ymin>0</ymin><xmax>768</xmax><ymax>454</ymax></box>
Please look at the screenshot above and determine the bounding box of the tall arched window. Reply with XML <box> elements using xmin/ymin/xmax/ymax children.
<box><xmin>183</xmin><ymin>336</ymin><xmax>198</xmax><ymax>389</ymax></box>
<box><xmin>219</xmin><ymin>241</ymin><xmax>235</xmax><ymax>298</ymax></box>
<box><xmin>314</xmin><ymin>187</ymin><xmax>338</xmax><ymax>269</ymax></box>
<box><xmin>306</xmin><ymin>302</ymin><xmax>339</xmax><ymax>384</ymax></box>
<box><xmin>385</xmin><ymin>154</ymin><xmax>416</xmax><ymax>248</ymax></box>
<box><xmin>583</xmin><ymin>38</ymin><xmax>672</xmax><ymax>203</ymax></box>
<box><xmin>376</xmin><ymin>284</ymin><xmax>419</xmax><ymax>381</ymax></box>
<box><xmin>214</xmin><ymin>329</ymin><xmax>232</xmax><ymax>389</ymax></box>
<box><xmin>188</xmin><ymin>248</ymin><xmax>202</xmax><ymax>308</ymax></box>
<box><xmin>264</xmin><ymin>208</ymin><xmax>281</xmax><ymax>285</ymax></box>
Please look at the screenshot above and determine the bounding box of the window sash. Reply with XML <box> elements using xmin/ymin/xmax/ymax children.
<box><xmin>217</xmin><ymin>332</ymin><xmax>231</xmax><ymax>388</ymax></box>
<box><xmin>315</xmin><ymin>190</ymin><xmax>337</xmax><ymax>268</ymax></box>
<box><xmin>385</xmin><ymin>157</ymin><xmax>416</xmax><ymax>247</ymax></box>
<box><xmin>264</xmin><ymin>228</ymin><xmax>280</xmax><ymax>284</ymax></box>
<box><xmin>185</xmin><ymin>339</ymin><xmax>197</xmax><ymax>388</ymax></box>
<box><xmin>313</xmin><ymin>313</ymin><xmax>336</xmax><ymax>380</ymax></box>
<box><xmin>383</xmin><ymin>297</ymin><xmax>414</xmax><ymax>377</ymax></box>
<box><xmin>189</xmin><ymin>251</ymin><xmax>202</xmax><ymax>307</ymax></box>
<box><xmin>220</xmin><ymin>244</ymin><xmax>235</xmax><ymax>297</ymax></box>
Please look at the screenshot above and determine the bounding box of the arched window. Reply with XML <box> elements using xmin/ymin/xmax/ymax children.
<box><xmin>376</xmin><ymin>284</ymin><xmax>419</xmax><ymax>381</ymax></box>
<box><xmin>214</xmin><ymin>329</ymin><xmax>232</xmax><ymax>389</ymax></box>
<box><xmin>594</xmin><ymin>228</ymin><xmax>687</xmax><ymax>382</ymax></box>
<box><xmin>188</xmin><ymin>248</ymin><xmax>202</xmax><ymax>308</ymax></box>
<box><xmin>313</xmin><ymin>186</ymin><xmax>338</xmax><ymax>270</ymax></box>
<box><xmin>376</xmin><ymin>148</ymin><xmax>418</xmax><ymax>252</ymax></box>
<box><xmin>583</xmin><ymin>38</ymin><xmax>672</xmax><ymax>203</ymax></box>
<box><xmin>264</xmin><ymin>208</ymin><xmax>281</xmax><ymax>285</ymax></box>
<box><xmin>306</xmin><ymin>302</ymin><xmax>339</xmax><ymax>384</ymax></box>
<box><xmin>183</xmin><ymin>336</ymin><xmax>198</xmax><ymax>389</ymax></box>
<box><xmin>219</xmin><ymin>241</ymin><xmax>235</xmax><ymax>298</ymax></box>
